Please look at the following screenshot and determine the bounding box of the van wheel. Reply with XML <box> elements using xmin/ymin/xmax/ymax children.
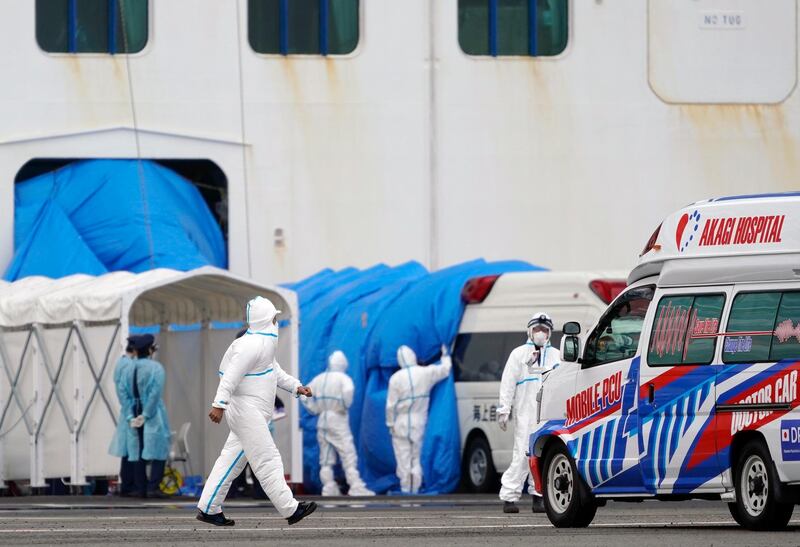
<box><xmin>543</xmin><ymin>443</ymin><xmax>597</xmax><ymax>528</ymax></box>
<box><xmin>729</xmin><ymin>439</ymin><xmax>794</xmax><ymax>530</ymax></box>
<box><xmin>462</xmin><ymin>436</ymin><xmax>497</xmax><ymax>493</ymax></box>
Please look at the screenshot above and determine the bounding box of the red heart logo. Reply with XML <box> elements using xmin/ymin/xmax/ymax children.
<box><xmin>675</xmin><ymin>213</ymin><xmax>689</xmax><ymax>249</ymax></box>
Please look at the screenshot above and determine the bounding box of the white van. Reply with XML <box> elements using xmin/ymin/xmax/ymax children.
<box><xmin>531</xmin><ymin>193</ymin><xmax>800</xmax><ymax>530</ymax></box>
<box><xmin>452</xmin><ymin>271</ymin><xmax>626</xmax><ymax>492</ymax></box>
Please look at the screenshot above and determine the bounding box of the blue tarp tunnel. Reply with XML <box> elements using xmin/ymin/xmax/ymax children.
<box><xmin>5</xmin><ymin>159</ymin><xmax>226</xmax><ymax>281</ymax></box>
<box><xmin>286</xmin><ymin>259</ymin><xmax>543</xmax><ymax>494</ymax></box>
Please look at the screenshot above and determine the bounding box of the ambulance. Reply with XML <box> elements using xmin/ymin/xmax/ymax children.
<box><xmin>529</xmin><ymin>193</ymin><xmax>800</xmax><ymax>530</ymax></box>
<box><xmin>453</xmin><ymin>271</ymin><xmax>625</xmax><ymax>492</ymax></box>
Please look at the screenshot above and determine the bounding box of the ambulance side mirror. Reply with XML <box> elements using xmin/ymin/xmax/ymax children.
<box><xmin>561</xmin><ymin>322</ymin><xmax>581</xmax><ymax>363</ymax></box>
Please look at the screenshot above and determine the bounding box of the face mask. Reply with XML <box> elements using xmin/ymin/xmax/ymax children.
<box><xmin>532</xmin><ymin>331</ymin><xmax>549</xmax><ymax>347</ymax></box>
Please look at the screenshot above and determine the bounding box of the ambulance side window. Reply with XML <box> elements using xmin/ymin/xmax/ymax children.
<box><xmin>723</xmin><ymin>290</ymin><xmax>800</xmax><ymax>363</ymax></box>
<box><xmin>452</xmin><ymin>332</ymin><xmax>508</xmax><ymax>382</ymax></box>
<box><xmin>722</xmin><ymin>292</ymin><xmax>781</xmax><ymax>363</ymax></box>
<box><xmin>453</xmin><ymin>331</ymin><xmax>567</xmax><ymax>381</ymax></box>
<box><xmin>647</xmin><ymin>294</ymin><xmax>725</xmax><ymax>366</ymax></box>
<box><xmin>583</xmin><ymin>286</ymin><xmax>655</xmax><ymax>368</ymax></box>
<box><xmin>771</xmin><ymin>292</ymin><xmax>800</xmax><ymax>361</ymax></box>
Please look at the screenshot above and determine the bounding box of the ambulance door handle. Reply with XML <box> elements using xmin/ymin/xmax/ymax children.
<box><xmin>648</xmin><ymin>383</ymin><xmax>655</xmax><ymax>404</ymax></box>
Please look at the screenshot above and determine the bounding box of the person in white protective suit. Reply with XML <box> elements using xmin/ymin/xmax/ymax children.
<box><xmin>302</xmin><ymin>350</ymin><xmax>375</xmax><ymax>496</ymax></box>
<box><xmin>196</xmin><ymin>296</ymin><xmax>317</xmax><ymax>527</ymax></box>
<box><xmin>385</xmin><ymin>344</ymin><xmax>452</xmax><ymax>494</ymax></box>
<box><xmin>498</xmin><ymin>312</ymin><xmax>560</xmax><ymax>514</ymax></box>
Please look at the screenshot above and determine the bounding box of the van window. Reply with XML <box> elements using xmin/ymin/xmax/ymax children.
<box><xmin>583</xmin><ymin>286</ymin><xmax>655</xmax><ymax>368</ymax></box>
<box><xmin>647</xmin><ymin>294</ymin><xmax>725</xmax><ymax>366</ymax></box>
<box><xmin>723</xmin><ymin>291</ymin><xmax>800</xmax><ymax>363</ymax></box>
<box><xmin>453</xmin><ymin>331</ymin><xmax>563</xmax><ymax>382</ymax></box>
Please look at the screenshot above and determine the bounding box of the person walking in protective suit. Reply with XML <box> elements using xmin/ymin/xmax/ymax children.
<box><xmin>302</xmin><ymin>350</ymin><xmax>375</xmax><ymax>496</ymax></box>
<box><xmin>197</xmin><ymin>296</ymin><xmax>317</xmax><ymax>527</ymax></box>
<box><xmin>498</xmin><ymin>312</ymin><xmax>560</xmax><ymax>514</ymax></box>
<box><xmin>386</xmin><ymin>344</ymin><xmax>452</xmax><ymax>494</ymax></box>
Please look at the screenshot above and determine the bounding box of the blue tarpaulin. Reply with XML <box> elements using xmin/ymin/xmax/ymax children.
<box><xmin>289</xmin><ymin>262</ymin><xmax>428</xmax><ymax>491</ymax></box>
<box><xmin>287</xmin><ymin>259</ymin><xmax>544</xmax><ymax>494</ymax></box>
<box><xmin>5</xmin><ymin>159</ymin><xmax>226</xmax><ymax>280</ymax></box>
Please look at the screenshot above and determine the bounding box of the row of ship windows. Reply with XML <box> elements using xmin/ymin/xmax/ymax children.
<box><xmin>35</xmin><ymin>0</ymin><xmax>568</xmax><ymax>57</ymax></box>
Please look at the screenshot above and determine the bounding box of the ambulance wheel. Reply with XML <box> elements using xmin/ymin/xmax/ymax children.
<box><xmin>730</xmin><ymin>439</ymin><xmax>794</xmax><ymax>531</ymax></box>
<box><xmin>726</xmin><ymin>503</ymin><xmax>745</xmax><ymax>527</ymax></box>
<box><xmin>542</xmin><ymin>443</ymin><xmax>596</xmax><ymax>528</ymax></box>
<box><xmin>462</xmin><ymin>436</ymin><xmax>497</xmax><ymax>493</ymax></box>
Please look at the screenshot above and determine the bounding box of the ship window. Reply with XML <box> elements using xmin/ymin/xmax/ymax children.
<box><xmin>249</xmin><ymin>0</ymin><xmax>359</xmax><ymax>55</ymax></box>
<box><xmin>458</xmin><ymin>0</ymin><xmax>568</xmax><ymax>57</ymax></box>
<box><xmin>36</xmin><ymin>0</ymin><xmax>148</xmax><ymax>54</ymax></box>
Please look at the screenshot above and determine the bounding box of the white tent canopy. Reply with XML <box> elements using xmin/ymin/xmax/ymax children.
<box><xmin>0</xmin><ymin>267</ymin><xmax>300</xmax><ymax>489</ymax></box>
<box><xmin>0</xmin><ymin>267</ymin><xmax>295</xmax><ymax>328</ymax></box>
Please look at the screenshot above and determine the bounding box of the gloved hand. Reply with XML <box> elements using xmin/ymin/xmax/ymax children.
<box><xmin>498</xmin><ymin>412</ymin><xmax>509</xmax><ymax>431</ymax></box>
<box><xmin>440</xmin><ymin>344</ymin><xmax>452</xmax><ymax>367</ymax></box>
<box><xmin>129</xmin><ymin>415</ymin><xmax>145</xmax><ymax>428</ymax></box>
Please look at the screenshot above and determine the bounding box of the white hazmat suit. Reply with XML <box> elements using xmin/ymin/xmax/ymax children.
<box><xmin>198</xmin><ymin>297</ymin><xmax>303</xmax><ymax>518</ymax></box>
<box><xmin>302</xmin><ymin>351</ymin><xmax>374</xmax><ymax>496</ymax></box>
<box><xmin>385</xmin><ymin>345</ymin><xmax>452</xmax><ymax>493</ymax></box>
<box><xmin>498</xmin><ymin>312</ymin><xmax>560</xmax><ymax>506</ymax></box>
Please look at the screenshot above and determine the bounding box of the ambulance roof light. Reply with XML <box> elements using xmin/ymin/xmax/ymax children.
<box><xmin>589</xmin><ymin>279</ymin><xmax>627</xmax><ymax>305</ymax></box>
<box><xmin>641</xmin><ymin>223</ymin><xmax>662</xmax><ymax>257</ymax></box>
<box><xmin>461</xmin><ymin>275</ymin><xmax>501</xmax><ymax>304</ymax></box>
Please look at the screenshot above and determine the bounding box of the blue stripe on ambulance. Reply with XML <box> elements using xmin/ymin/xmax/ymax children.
<box><xmin>601</xmin><ymin>417</ymin><xmax>616</xmax><ymax>483</ymax></box>
<box><xmin>588</xmin><ymin>426</ymin><xmax>603</xmax><ymax>487</ymax></box>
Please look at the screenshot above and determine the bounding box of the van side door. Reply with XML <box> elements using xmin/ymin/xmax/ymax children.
<box><xmin>639</xmin><ymin>287</ymin><xmax>730</xmax><ymax>494</ymax></box>
<box><xmin>715</xmin><ymin>287</ymin><xmax>800</xmax><ymax>487</ymax></box>
<box><xmin>568</xmin><ymin>285</ymin><xmax>655</xmax><ymax>495</ymax></box>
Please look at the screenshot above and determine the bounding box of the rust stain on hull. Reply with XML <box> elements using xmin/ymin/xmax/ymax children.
<box><xmin>63</xmin><ymin>54</ymin><xmax>133</xmax><ymax>129</ymax></box>
<box><xmin>271</xmin><ymin>54</ymin><xmax>348</xmax><ymax>272</ymax></box>
<box><xmin>679</xmin><ymin>103</ymin><xmax>800</xmax><ymax>190</ymax></box>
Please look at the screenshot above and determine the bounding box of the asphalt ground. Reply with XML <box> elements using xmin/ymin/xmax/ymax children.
<box><xmin>0</xmin><ymin>494</ymin><xmax>798</xmax><ymax>546</ymax></box>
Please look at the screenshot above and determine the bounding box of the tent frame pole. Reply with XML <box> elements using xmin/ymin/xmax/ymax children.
<box><xmin>0</xmin><ymin>330</ymin><xmax>35</xmax><ymax>488</ymax></box>
<box><xmin>70</xmin><ymin>323</ymin><xmax>87</xmax><ymax>487</ymax></box>
<box><xmin>29</xmin><ymin>325</ymin><xmax>77</xmax><ymax>488</ymax></box>
<box><xmin>30</xmin><ymin>330</ymin><xmax>45</xmax><ymax>487</ymax></box>
<box><xmin>70</xmin><ymin>321</ymin><xmax>120</xmax><ymax>487</ymax></box>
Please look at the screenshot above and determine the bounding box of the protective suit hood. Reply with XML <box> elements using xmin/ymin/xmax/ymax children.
<box><xmin>327</xmin><ymin>350</ymin><xmax>348</xmax><ymax>373</ymax></box>
<box><xmin>527</xmin><ymin>311</ymin><xmax>553</xmax><ymax>347</ymax></box>
<box><xmin>247</xmin><ymin>296</ymin><xmax>280</xmax><ymax>336</ymax></box>
<box><xmin>397</xmin><ymin>345</ymin><xmax>418</xmax><ymax>368</ymax></box>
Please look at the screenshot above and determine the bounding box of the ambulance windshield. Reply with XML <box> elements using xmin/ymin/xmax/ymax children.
<box><xmin>583</xmin><ymin>286</ymin><xmax>655</xmax><ymax>368</ymax></box>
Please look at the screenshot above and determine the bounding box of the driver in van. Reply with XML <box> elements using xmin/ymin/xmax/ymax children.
<box><xmin>497</xmin><ymin>312</ymin><xmax>560</xmax><ymax>514</ymax></box>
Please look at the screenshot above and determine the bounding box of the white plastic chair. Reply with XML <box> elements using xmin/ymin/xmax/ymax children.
<box><xmin>168</xmin><ymin>422</ymin><xmax>194</xmax><ymax>477</ymax></box>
